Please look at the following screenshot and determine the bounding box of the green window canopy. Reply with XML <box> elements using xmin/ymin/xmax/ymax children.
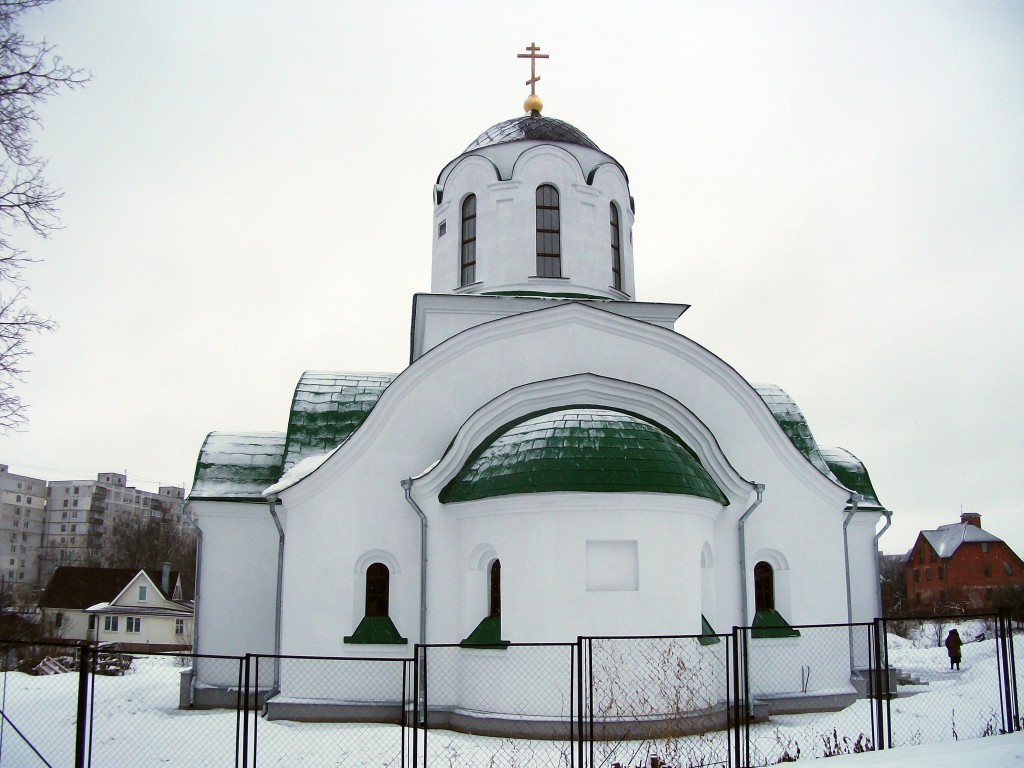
<box><xmin>441</xmin><ymin>408</ymin><xmax>728</xmax><ymax>504</ymax></box>
<box><xmin>344</xmin><ymin>615</ymin><xmax>407</xmax><ymax>645</ymax></box>
<box><xmin>699</xmin><ymin>614</ymin><xmax>721</xmax><ymax>646</ymax></box>
<box><xmin>460</xmin><ymin>616</ymin><xmax>509</xmax><ymax>649</ymax></box>
<box><xmin>751</xmin><ymin>609</ymin><xmax>800</xmax><ymax>639</ymax></box>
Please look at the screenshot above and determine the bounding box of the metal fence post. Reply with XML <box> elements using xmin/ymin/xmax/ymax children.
<box><xmin>74</xmin><ymin>644</ymin><xmax>93</xmax><ymax>768</ymax></box>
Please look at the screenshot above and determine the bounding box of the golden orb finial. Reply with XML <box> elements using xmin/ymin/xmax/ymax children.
<box><xmin>524</xmin><ymin>93</ymin><xmax>543</xmax><ymax>115</ymax></box>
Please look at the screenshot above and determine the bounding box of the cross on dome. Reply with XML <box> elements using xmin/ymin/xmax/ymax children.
<box><xmin>517</xmin><ymin>42</ymin><xmax>548</xmax><ymax>115</ymax></box>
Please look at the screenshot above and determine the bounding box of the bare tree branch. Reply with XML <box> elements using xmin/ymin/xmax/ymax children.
<box><xmin>0</xmin><ymin>0</ymin><xmax>88</xmax><ymax>431</ymax></box>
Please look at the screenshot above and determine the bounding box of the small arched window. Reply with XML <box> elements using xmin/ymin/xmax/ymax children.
<box><xmin>535</xmin><ymin>184</ymin><xmax>561</xmax><ymax>277</ymax></box>
<box><xmin>489</xmin><ymin>559</ymin><xmax>501</xmax><ymax>617</ymax></box>
<box><xmin>610</xmin><ymin>202</ymin><xmax>622</xmax><ymax>291</ymax></box>
<box><xmin>365</xmin><ymin>562</ymin><xmax>390</xmax><ymax>617</ymax></box>
<box><xmin>754</xmin><ymin>561</ymin><xmax>774</xmax><ymax>612</ymax></box>
<box><xmin>460</xmin><ymin>194</ymin><xmax>477</xmax><ymax>286</ymax></box>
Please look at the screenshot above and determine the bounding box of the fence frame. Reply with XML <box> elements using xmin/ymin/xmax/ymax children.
<box><xmin>1</xmin><ymin>613</ymin><xmax>1021</xmax><ymax>768</ymax></box>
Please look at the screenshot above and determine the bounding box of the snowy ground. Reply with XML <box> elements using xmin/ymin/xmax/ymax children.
<box><xmin>0</xmin><ymin>629</ymin><xmax>1021</xmax><ymax>767</ymax></box>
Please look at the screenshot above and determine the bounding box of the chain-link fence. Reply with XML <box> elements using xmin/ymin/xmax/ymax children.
<box><xmin>0</xmin><ymin>619</ymin><xmax>1019</xmax><ymax>767</ymax></box>
<box><xmin>580</xmin><ymin>634</ymin><xmax>732</xmax><ymax>768</ymax></box>
<box><xmin>419</xmin><ymin>643</ymin><xmax>576</xmax><ymax>768</ymax></box>
<box><xmin>244</xmin><ymin>653</ymin><xmax>412</xmax><ymax>768</ymax></box>
<box><xmin>737</xmin><ymin>623</ymin><xmax>878</xmax><ymax>766</ymax></box>
<box><xmin>878</xmin><ymin>613</ymin><xmax>1017</xmax><ymax>750</ymax></box>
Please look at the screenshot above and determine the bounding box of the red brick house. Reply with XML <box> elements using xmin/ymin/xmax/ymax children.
<box><xmin>904</xmin><ymin>513</ymin><xmax>1024</xmax><ymax>615</ymax></box>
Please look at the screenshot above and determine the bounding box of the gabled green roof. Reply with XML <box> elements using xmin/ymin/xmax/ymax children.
<box><xmin>752</xmin><ymin>384</ymin><xmax>838</xmax><ymax>482</ymax></box>
<box><xmin>191</xmin><ymin>432</ymin><xmax>287</xmax><ymax>500</ymax></box>
<box><xmin>819</xmin><ymin>446</ymin><xmax>883</xmax><ymax>507</ymax></box>
<box><xmin>282</xmin><ymin>371</ymin><xmax>397</xmax><ymax>472</ymax></box>
<box><xmin>440</xmin><ymin>408</ymin><xmax>728</xmax><ymax>504</ymax></box>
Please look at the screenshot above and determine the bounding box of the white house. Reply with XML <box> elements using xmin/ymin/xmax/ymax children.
<box><xmin>40</xmin><ymin>565</ymin><xmax>193</xmax><ymax>651</ymax></box>
<box><xmin>186</xmin><ymin>91</ymin><xmax>890</xmax><ymax>729</ymax></box>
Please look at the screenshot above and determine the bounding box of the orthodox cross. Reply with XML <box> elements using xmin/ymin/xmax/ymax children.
<box><xmin>518</xmin><ymin>42</ymin><xmax>549</xmax><ymax>96</ymax></box>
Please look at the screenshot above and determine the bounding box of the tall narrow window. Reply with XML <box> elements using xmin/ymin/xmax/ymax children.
<box><xmin>535</xmin><ymin>184</ymin><xmax>561</xmax><ymax>277</ymax></box>
<box><xmin>365</xmin><ymin>562</ymin><xmax>389</xmax><ymax>617</ymax></box>
<box><xmin>489</xmin><ymin>560</ymin><xmax>501</xmax><ymax>617</ymax></box>
<box><xmin>460</xmin><ymin>195</ymin><xmax>476</xmax><ymax>286</ymax></box>
<box><xmin>610</xmin><ymin>202</ymin><xmax>622</xmax><ymax>291</ymax></box>
<box><xmin>753</xmin><ymin>561</ymin><xmax>774</xmax><ymax>612</ymax></box>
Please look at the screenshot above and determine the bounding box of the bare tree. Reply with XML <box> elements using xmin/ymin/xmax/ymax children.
<box><xmin>105</xmin><ymin>516</ymin><xmax>196</xmax><ymax>586</ymax></box>
<box><xmin>0</xmin><ymin>0</ymin><xmax>88</xmax><ymax>430</ymax></box>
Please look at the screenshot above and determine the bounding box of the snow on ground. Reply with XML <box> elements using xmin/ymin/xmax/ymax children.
<box><xmin>0</xmin><ymin>632</ymin><xmax>1021</xmax><ymax>766</ymax></box>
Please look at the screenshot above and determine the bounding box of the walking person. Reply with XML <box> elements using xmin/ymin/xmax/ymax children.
<box><xmin>945</xmin><ymin>628</ymin><xmax>963</xmax><ymax>670</ymax></box>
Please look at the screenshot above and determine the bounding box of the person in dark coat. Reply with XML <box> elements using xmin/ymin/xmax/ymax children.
<box><xmin>945</xmin><ymin>628</ymin><xmax>963</xmax><ymax>670</ymax></box>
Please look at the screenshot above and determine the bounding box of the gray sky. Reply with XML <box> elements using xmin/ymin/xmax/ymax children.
<box><xmin>3</xmin><ymin>1</ymin><xmax>1022</xmax><ymax>556</ymax></box>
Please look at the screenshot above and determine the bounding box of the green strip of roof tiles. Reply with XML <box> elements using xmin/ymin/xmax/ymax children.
<box><xmin>440</xmin><ymin>408</ymin><xmax>728</xmax><ymax>504</ymax></box>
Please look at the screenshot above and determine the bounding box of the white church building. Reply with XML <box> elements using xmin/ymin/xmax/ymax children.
<box><xmin>184</xmin><ymin>69</ymin><xmax>890</xmax><ymax>730</ymax></box>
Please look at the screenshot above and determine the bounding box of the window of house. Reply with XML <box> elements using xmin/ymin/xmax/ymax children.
<box><xmin>138</xmin><ymin>585</ymin><xmax>147</xmax><ymax>602</ymax></box>
<box><xmin>104</xmin><ymin>616</ymin><xmax>118</xmax><ymax>632</ymax></box>
<box><xmin>88</xmin><ymin>615</ymin><xmax>96</xmax><ymax>630</ymax></box>
<box><xmin>926</xmin><ymin>568</ymin><xmax>931</xmax><ymax>580</ymax></box>
<box><xmin>938</xmin><ymin>566</ymin><xmax>944</xmax><ymax>578</ymax></box>
<box><xmin>344</xmin><ymin>561</ymin><xmax>407</xmax><ymax>644</ymax></box>
<box><xmin>438</xmin><ymin>220</ymin><xmax>446</xmax><ymax>238</ymax></box>
<box><xmin>73</xmin><ymin>500</ymin><xmax>78</xmax><ymax>507</ymax></box>
<box><xmin>610</xmin><ymin>202</ymin><xmax>622</xmax><ymax>291</ymax></box>
<box><xmin>14</xmin><ymin>495</ymin><xmax>20</xmax><ymax>503</ymax></box>
<box><xmin>914</xmin><ymin>569</ymin><xmax>920</xmax><ymax>582</ymax></box>
<box><xmin>930</xmin><ymin>551</ymin><xmax>936</xmax><ymax>562</ymax></box>
<box><xmin>55</xmin><ymin>612</ymin><xmax>63</xmax><ymax>628</ymax></box>
<box><xmin>175</xmin><ymin>619</ymin><xmax>185</xmax><ymax>635</ymax></box>
<box><xmin>984</xmin><ymin>565</ymin><xmax>992</xmax><ymax>578</ymax></box>
<box><xmin>982</xmin><ymin>543</ymin><xmax>989</xmax><ymax>553</ymax></box>
<box><xmin>535</xmin><ymin>184</ymin><xmax>561</xmax><ymax>277</ymax></box>
<box><xmin>126</xmin><ymin>617</ymin><xmax>141</xmax><ymax>633</ymax></box>
<box><xmin>460</xmin><ymin>194</ymin><xmax>477</xmax><ymax>286</ymax></box>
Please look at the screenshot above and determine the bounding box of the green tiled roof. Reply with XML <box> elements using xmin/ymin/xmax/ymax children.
<box><xmin>282</xmin><ymin>371</ymin><xmax>397</xmax><ymax>471</ymax></box>
<box><xmin>819</xmin><ymin>446</ymin><xmax>883</xmax><ymax>507</ymax></box>
<box><xmin>191</xmin><ymin>432</ymin><xmax>287</xmax><ymax>500</ymax></box>
<box><xmin>440</xmin><ymin>408</ymin><xmax>728</xmax><ymax>504</ymax></box>
<box><xmin>752</xmin><ymin>384</ymin><xmax>838</xmax><ymax>481</ymax></box>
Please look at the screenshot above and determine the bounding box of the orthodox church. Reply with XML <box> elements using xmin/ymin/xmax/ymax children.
<box><xmin>185</xmin><ymin>50</ymin><xmax>890</xmax><ymax>724</ymax></box>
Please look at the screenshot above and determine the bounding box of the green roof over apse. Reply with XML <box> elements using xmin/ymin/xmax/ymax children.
<box><xmin>819</xmin><ymin>446</ymin><xmax>884</xmax><ymax>508</ymax></box>
<box><xmin>282</xmin><ymin>371</ymin><xmax>397</xmax><ymax>472</ymax></box>
<box><xmin>440</xmin><ymin>408</ymin><xmax>729</xmax><ymax>504</ymax></box>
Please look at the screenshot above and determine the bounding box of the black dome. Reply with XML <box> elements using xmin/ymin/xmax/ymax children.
<box><xmin>464</xmin><ymin>115</ymin><xmax>600</xmax><ymax>152</ymax></box>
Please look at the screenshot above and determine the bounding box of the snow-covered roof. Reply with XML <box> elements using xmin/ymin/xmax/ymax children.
<box><xmin>819</xmin><ymin>446</ymin><xmax>884</xmax><ymax>508</ymax></box>
<box><xmin>752</xmin><ymin>384</ymin><xmax>839</xmax><ymax>482</ymax></box>
<box><xmin>190</xmin><ymin>432</ymin><xmax>287</xmax><ymax>500</ymax></box>
<box><xmin>918</xmin><ymin>522</ymin><xmax>1003</xmax><ymax>560</ymax></box>
<box><xmin>281</xmin><ymin>371</ymin><xmax>397</xmax><ymax>472</ymax></box>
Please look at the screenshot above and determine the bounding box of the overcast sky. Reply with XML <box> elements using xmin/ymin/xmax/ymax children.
<box><xmin>3</xmin><ymin>1</ymin><xmax>1022</xmax><ymax>556</ymax></box>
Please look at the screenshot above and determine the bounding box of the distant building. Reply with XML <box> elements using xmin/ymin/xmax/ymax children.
<box><xmin>40</xmin><ymin>472</ymin><xmax>190</xmax><ymax>576</ymax></box>
<box><xmin>0</xmin><ymin>465</ymin><xmax>191</xmax><ymax>599</ymax></box>
<box><xmin>0</xmin><ymin>464</ymin><xmax>48</xmax><ymax>601</ymax></box>
<box><xmin>903</xmin><ymin>513</ymin><xmax>1024</xmax><ymax>614</ymax></box>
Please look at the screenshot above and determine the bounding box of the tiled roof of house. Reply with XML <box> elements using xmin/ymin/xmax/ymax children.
<box><xmin>919</xmin><ymin>523</ymin><xmax>1003</xmax><ymax>560</ymax></box>
<box><xmin>39</xmin><ymin>567</ymin><xmax>138</xmax><ymax>609</ymax></box>
<box><xmin>39</xmin><ymin>566</ymin><xmax>188</xmax><ymax>608</ymax></box>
